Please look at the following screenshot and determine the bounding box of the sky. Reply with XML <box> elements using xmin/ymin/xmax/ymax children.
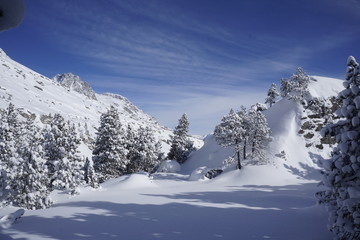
<box><xmin>1</xmin><ymin>0</ymin><xmax>360</xmax><ymax>135</ymax></box>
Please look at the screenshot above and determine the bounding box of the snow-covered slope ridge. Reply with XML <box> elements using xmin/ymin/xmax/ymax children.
<box><xmin>53</xmin><ymin>73</ymin><xmax>97</xmax><ymax>100</ymax></box>
<box><xmin>266</xmin><ymin>76</ymin><xmax>343</xmax><ymax>170</ymax></box>
<box><xmin>184</xmin><ymin>76</ymin><xmax>343</xmax><ymax>177</ymax></box>
<box><xmin>0</xmin><ymin>49</ymin><xmax>182</xmax><ymax>148</ymax></box>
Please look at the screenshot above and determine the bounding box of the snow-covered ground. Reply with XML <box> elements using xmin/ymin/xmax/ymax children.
<box><xmin>0</xmin><ymin>169</ymin><xmax>332</xmax><ymax>240</ymax></box>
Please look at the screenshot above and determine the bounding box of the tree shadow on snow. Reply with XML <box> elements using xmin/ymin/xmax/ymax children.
<box><xmin>3</xmin><ymin>183</ymin><xmax>332</xmax><ymax>240</ymax></box>
<box><xmin>284</xmin><ymin>152</ymin><xmax>325</xmax><ymax>181</ymax></box>
<box><xmin>142</xmin><ymin>184</ymin><xmax>318</xmax><ymax>210</ymax></box>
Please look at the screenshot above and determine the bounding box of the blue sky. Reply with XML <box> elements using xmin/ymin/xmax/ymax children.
<box><xmin>1</xmin><ymin>0</ymin><xmax>360</xmax><ymax>135</ymax></box>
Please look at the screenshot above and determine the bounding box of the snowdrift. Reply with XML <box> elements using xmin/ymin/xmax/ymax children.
<box><xmin>184</xmin><ymin>75</ymin><xmax>344</xmax><ymax>181</ymax></box>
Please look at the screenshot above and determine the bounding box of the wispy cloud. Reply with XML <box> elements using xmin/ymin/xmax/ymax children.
<box><xmin>27</xmin><ymin>0</ymin><xmax>359</xmax><ymax>134</ymax></box>
<box><xmin>86</xmin><ymin>76</ymin><xmax>266</xmax><ymax>134</ymax></box>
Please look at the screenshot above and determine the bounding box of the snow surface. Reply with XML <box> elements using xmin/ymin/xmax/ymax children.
<box><xmin>157</xmin><ymin>160</ymin><xmax>181</xmax><ymax>173</ymax></box>
<box><xmin>0</xmin><ymin>169</ymin><xmax>332</xmax><ymax>240</ymax></box>
<box><xmin>309</xmin><ymin>76</ymin><xmax>344</xmax><ymax>99</ymax></box>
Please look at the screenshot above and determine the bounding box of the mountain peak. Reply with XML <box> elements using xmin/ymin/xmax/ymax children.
<box><xmin>53</xmin><ymin>73</ymin><xmax>97</xmax><ymax>100</ymax></box>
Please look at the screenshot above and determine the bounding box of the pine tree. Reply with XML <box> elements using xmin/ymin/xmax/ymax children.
<box><xmin>66</xmin><ymin>122</ymin><xmax>84</xmax><ymax>188</ymax></box>
<box><xmin>291</xmin><ymin>67</ymin><xmax>311</xmax><ymax>100</ymax></box>
<box><xmin>43</xmin><ymin>114</ymin><xmax>81</xmax><ymax>192</ymax></box>
<box><xmin>93</xmin><ymin>106</ymin><xmax>128</xmax><ymax>182</ymax></box>
<box><xmin>237</xmin><ymin>106</ymin><xmax>251</xmax><ymax>160</ymax></box>
<box><xmin>317</xmin><ymin>56</ymin><xmax>360</xmax><ymax>239</ymax></box>
<box><xmin>167</xmin><ymin>114</ymin><xmax>193</xmax><ymax>164</ymax></box>
<box><xmin>84</xmin><ymin>157</ymin><xmax>99</xmax><ymax>188</ymax></box>
<box><xmin>265</xmin><ymin>83</ymin><xmax>279</xmax><ymax>107</ymax></box>
<box><xmin>127</xmin><ymin>127</ymin><xmax>160</xmax><ymax>173</ymax></box>
<box><xmin>0</xmin><ymin>103</ymin><xmax>21</xmax><ymax>203</ymax></box>
<box><xmin>10</xmin><ymin>118</ymin><xmax>52</xmax><ymax>209</ymax></box>
<box><xmin>248</xmin><ymin>106</ymin><xmax>271</xmax><ymax>164</ymax></box>
<box><xmin>280</xmin><ymin>78</ymin><xmax>291</xmax><ymax>98</ymax></box>
<box><xmin>214</xmin><ymin>109</ymin><xmax>247</xmax><ymax>169</ymax></box>
<box><xmin>280</xmin><ymin>68</ymin><xmax>311</xmax><ymax>101</ymax></box>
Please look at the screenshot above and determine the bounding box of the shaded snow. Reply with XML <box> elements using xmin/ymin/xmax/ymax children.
<box><xmin>0</xmin><ymin>169</ymin><xmax>332</xmax><ymax>240</ymax></box>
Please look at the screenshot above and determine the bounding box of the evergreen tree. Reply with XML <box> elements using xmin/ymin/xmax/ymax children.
<box><xmin>214</xmin><ymin>109</ymin><xmax>247</xmax><ymax>169</ymax></box>
<box><xmin>265</xmin><ymin>83</ymin><xmax>279</xmax><ymax>107</ymax></box>
<box><xmin>280</xmin><ymin>78</ymin><xmax>291</xmax><ymax>98</ymax></box>
<box><xmin>66</xmin><ymin>122</ymin><xmax>84</xmax><ymax>188</ymax></box>
<box><xmin>10</xmin><ymin>119</ymin><xmax>52</xmax><ymax>209</ymax></box>
<box><xmin>84</xmin><ymin>157</ymin><xmax>99</xmax><ymax>188</ymax></box>
<box><xmin>280</xmin><ymin>68</ymin><xmax>311</xmax><ymax>101</ymax></box>
<box><xmin>93</xmin><ymin>106</ymin><xmax>128</xmax><ymax>182</ymax></box>
<box><xmin>237</xmin><ymin>106</ymin><xmax>251</xmax><ymax>161</ymax></box>
<box><xmin>43</xmin><ymin>114</ymin><xmax>82</xmax><ymax>191</ymax></box>
<box><xmin>0</xmin><ymin>103</ymin><xmax>20</xmax><ymax>202</ymax></box>
<box><xmin>317</xmin><ymin>56</ymin><xmax>360</xmax><ymax>239</ymax></box>
<box><xmin>167</xmin><ymin>114</ymin><xmax>193</xmax><ymax>164</ymax></box>
<box><xmin>248</xmin><ymin>106</ymin><xmax>271</xmax><ymax>164</ymax></box>
<box><xmin>127</xmin><ymin>127</ymin><xmax>160</xmax><ymax>173</ymax></box>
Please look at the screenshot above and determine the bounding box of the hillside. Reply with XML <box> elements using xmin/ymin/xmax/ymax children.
<box><xmin>0</xmin><ymin>49</ymin><xmax>202</xmax><ymax>153</ymax></box>
<box><xmin>183</xmin><ymin>76</ymin><xmax>343</xmax><ymax>176</ymax></box>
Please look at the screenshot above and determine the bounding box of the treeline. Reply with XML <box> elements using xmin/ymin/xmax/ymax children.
<box><xmin>0</xmin><ymin>104</ymin><xmax>193</xmax><ymax>210</ymax></box>
<box><xmin>0</xmin><ymin>103</ymin><xmax>84</xmax><ymax>209</ymax></box>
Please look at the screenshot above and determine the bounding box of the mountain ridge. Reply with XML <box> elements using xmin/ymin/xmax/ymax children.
<box><xmin>53</xmin><ymin>73</ymin><xmax>97</xmax><ymax>100</ymax></box>
<box><xmin>0</xmin><ymin>48</ymin><xmax>202</xmax><ymax>154</ymax></box>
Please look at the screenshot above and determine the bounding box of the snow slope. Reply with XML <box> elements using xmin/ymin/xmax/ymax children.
<box><xmin>0</xmin><ymin>49</ymin><xmax>202</xmax><ymax>153</ymax></box>
<box><xmin>183</xmin><ymin>76</ymin><xmax>343</xmax><ymax>178</ymax></box>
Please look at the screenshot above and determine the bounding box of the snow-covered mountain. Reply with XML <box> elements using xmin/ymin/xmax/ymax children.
<box><xmin>0</xmin><ymin>48</ymin><xmax>202</xmax><ymax>153</ymax></box>
<box><xmin>53</xmin><ymin>73</ymin><xmax>97</xmax><ymax>100</ymax></box>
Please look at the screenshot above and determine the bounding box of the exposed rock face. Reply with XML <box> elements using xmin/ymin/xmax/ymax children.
<box><xmin>53</xmin><ymin>73</ymin><xmax>97</xmax><ymax>100</ymax></box>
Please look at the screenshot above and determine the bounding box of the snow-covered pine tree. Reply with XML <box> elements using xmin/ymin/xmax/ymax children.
<box><xmin>43</xmin><ymin>114</ymin><xmax>81</xmax><ymax>192</ymax></box>
<box><xmin>291</xmin><ymin>67</ymin><xmax>311</xmax><ymax>101</ymax></box>
<box><xmin>0</xmin><ymin>103</ymin><xmax>21</xmax><ymax>203</ymax></box>
<box><xmin>125</xmin><ymin>124</ymin><xmax>136</xmax><ymax>158</ymax></box>
<box><xmin>66</xmin><ymin>122</ymin><xmax>84</xmax><ymax>189</ymax></box>
<box><xmin>9</xmin><ymin>118</ymin><xmax>52</xmax><ymax>209</ymax></box>
<box><xmin>214</xmin><ymin>109</ymin><xmax>247</xmax><ymax>169</ymax></box>
<box><xmin>127</xmin><ymin>126</ymin><xmax>160</xmax><ymax>173</ymax></box>
<box><xmin>280</xmin><ymin>68</ymin><xmax>311</xmax><ymax>102</ymax></box>
<box><xmin>280</xmin><ymin>78</ymin><xmax>291</xmax><ymax>98</ymax></box>
<box><xmin>317</xmin><ymin>56</ymin><xmax>360</xmax><ymax>239</ymax></box>
<box><xmin>265</xmin><ymin>83</ymin><xmax>279</xmax><ymax>107</ymax></box>
<box><xmin>93</xmin><ymin>106</ymin><xmax>128</xmax><ymax>182</ymax></box>
<box><xmin>84</xmin><ymin>157</ymin><xmax>99</xmax><ymax>189</ymax></box>
<box><xmin>248</xmin><ymin>105</ymin><xmax>271</xmax><ymax>164</ymax></box>
<box><xmin>167</xmin><ymin>114</ymin><xmax>193</xmax><ymax>164</ymax></box>
<box><xmin>43</xmin><ymin>114</ymin><xmax>66</xmax><ymax>177</ymax></box>
<box><xmin>237</xmin><ymin>106</ymin><xmax>251</xmax><ymax>160</ymax></box>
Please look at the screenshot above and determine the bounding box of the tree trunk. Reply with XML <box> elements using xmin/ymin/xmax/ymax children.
<box><xmin>237</xmin><ymin>149</ymin><xmax>241</xmax><ymax>169</ymax></box>
<box><xmin>252</xmin><ymin>140</ymin><xmax>255</xmax><ymax>154</ymax></box>
<box><xmin>243</xmin><ymin>139</ymin><xmax>247</xmax><ymax>160</ymax></box>
<box><xmin>252</xmin><ymin>130</ymin><xmax>257</xmax><ymax>154</ymax></box>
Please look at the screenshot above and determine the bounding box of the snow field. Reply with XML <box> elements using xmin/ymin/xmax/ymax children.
<box><xmin>0</xmin><ymin>168</ymin><xmax>332</xmax><ymax>240</ymax></box>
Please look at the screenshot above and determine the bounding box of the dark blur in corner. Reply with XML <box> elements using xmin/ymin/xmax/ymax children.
<box><xmin>0</xmin><ymin>0</ymin><xmax>25</xmax><ymax>31</ymax></box>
